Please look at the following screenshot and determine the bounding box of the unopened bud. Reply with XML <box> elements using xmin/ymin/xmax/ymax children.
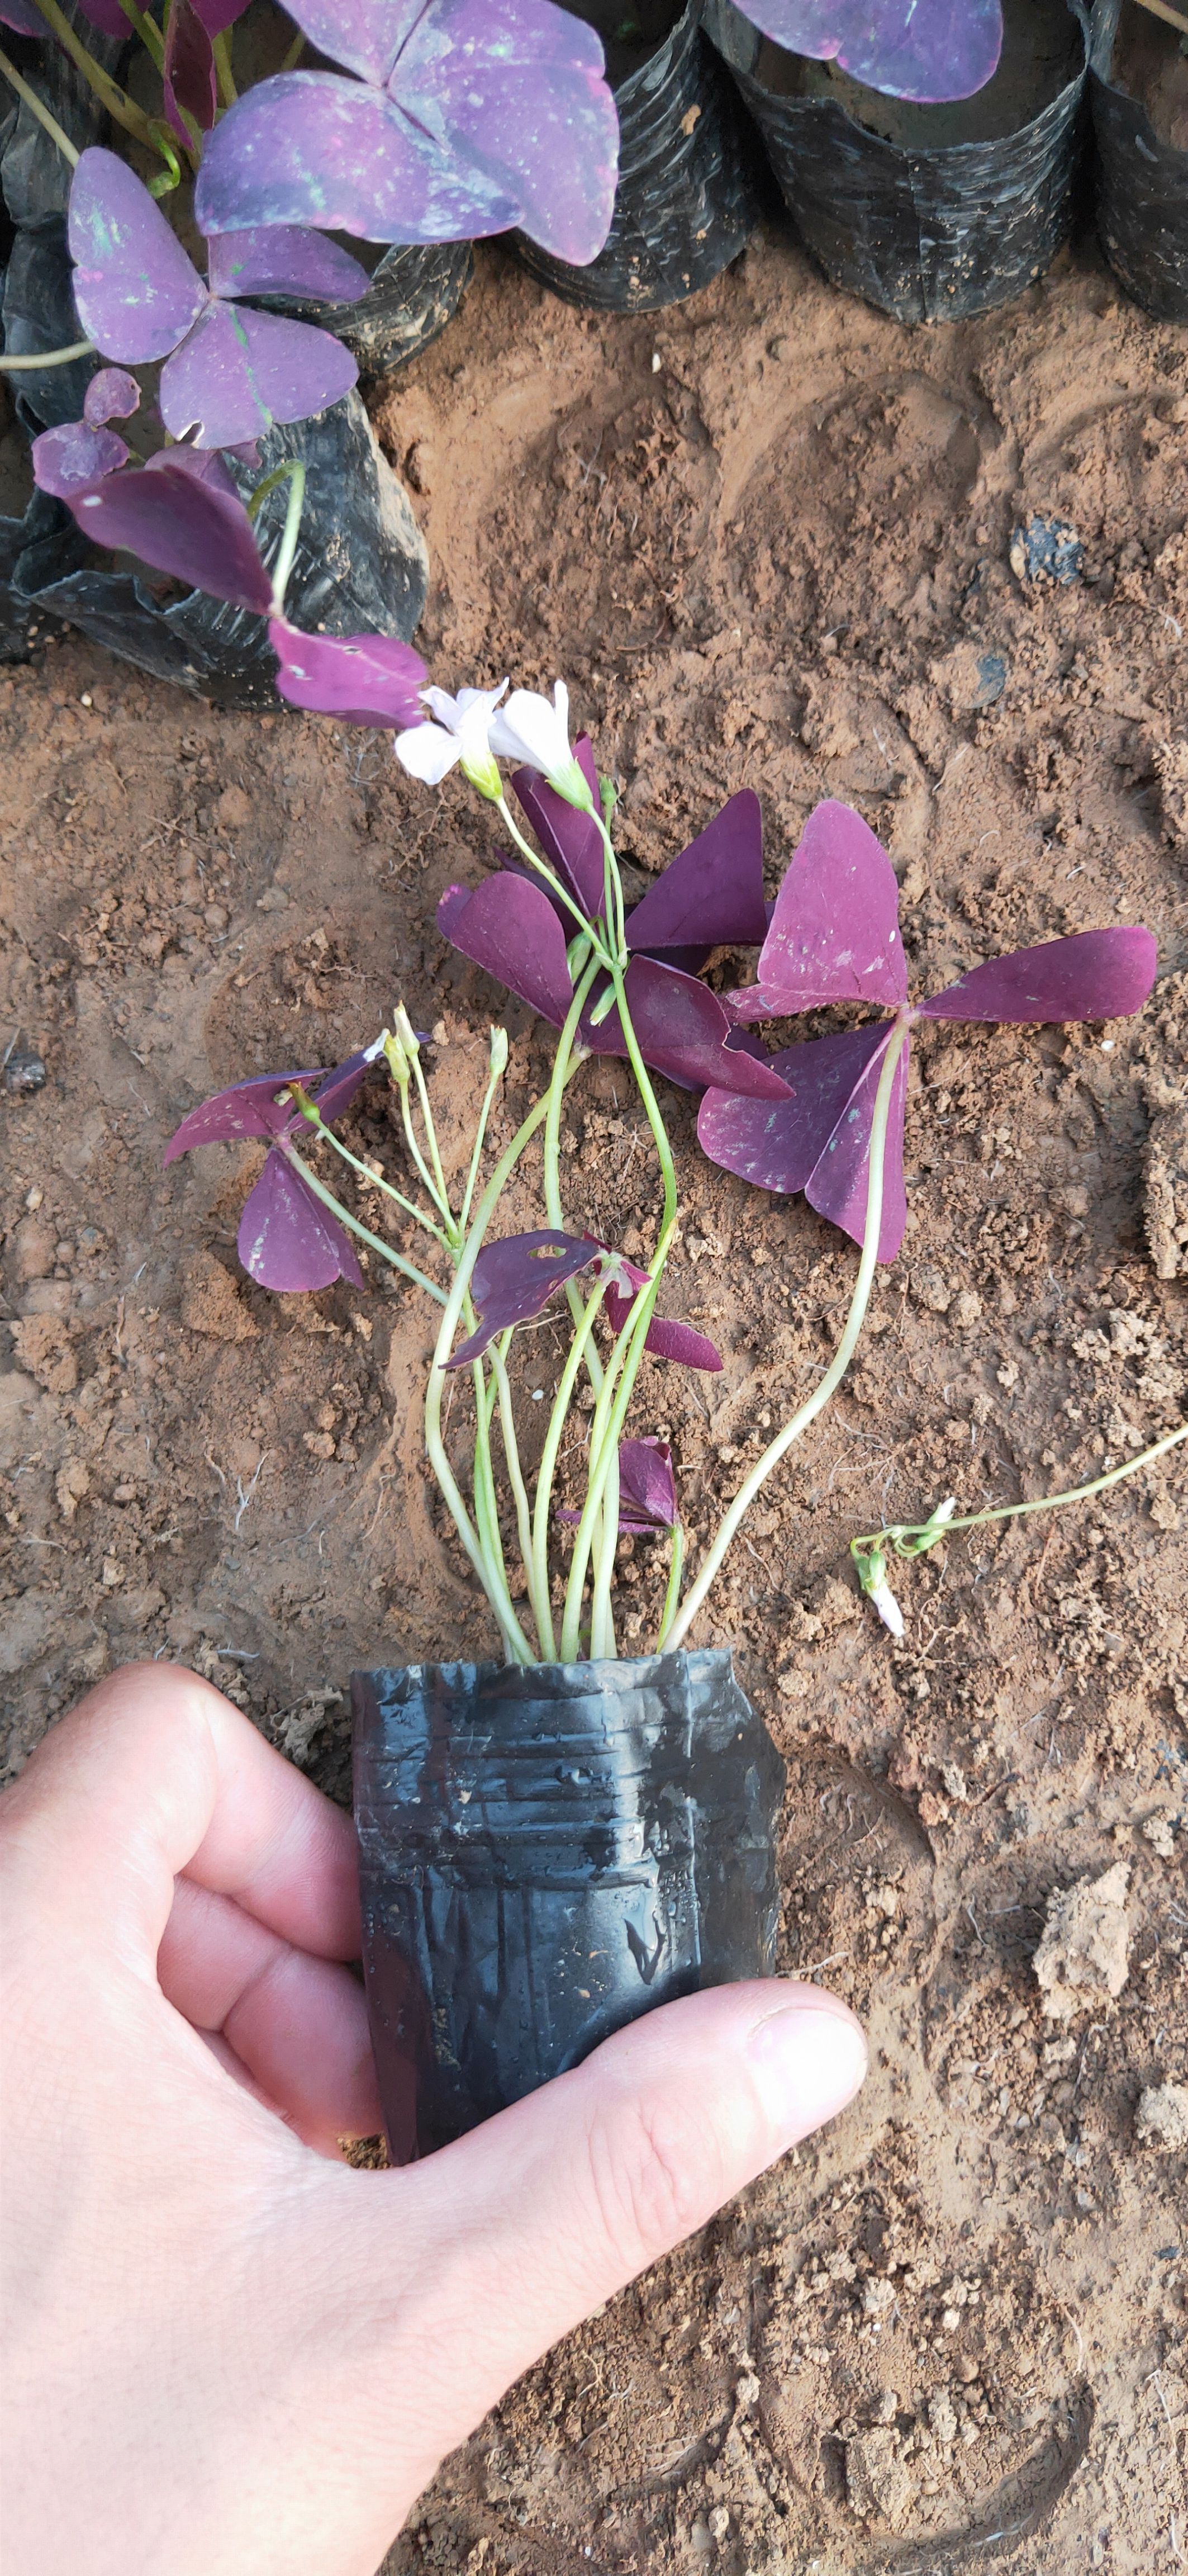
<box><xmin>382</xmin><ymin>1030</ymin><xmax>410</xmax><ymax>1089</ymax></box>
<box><xmin>857</xmin><ymin>1545</ymin><xmax>905</xmax><ymax>1640</ymax></box>
<box><xmin>287</xmin><ymin>1080</ymin><xmax>320</xmax><ymax>1126</ymax></box>
<box><xmin>488</xmin><ymin>1025</ymin><xmax>509</xmax><ymax>1077</ymax></box>
<box><xmin>587</xmin><ymin>981</ymin><xmax>618</xmax><ymax>1028</ymax></box>
<box><xmin>392</xmin><ymin>1002</ymin><xmax>421</xmax><ymax>1059</ymax></box>
<box><xmin>566</xmin><ymin>931</ymin><xmax>593</xmax><ymax>979</ymax></box>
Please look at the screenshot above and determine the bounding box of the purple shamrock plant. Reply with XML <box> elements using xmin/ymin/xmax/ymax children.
<box><xmin>167</xmin><ymin>676</ymin><xmax>1172</xmax><ymax>1668</ymax></box>
<box><xmin>730</xmin><ymin>0</ymin><xmax>1003</xmax><ymax>103</ymax></box>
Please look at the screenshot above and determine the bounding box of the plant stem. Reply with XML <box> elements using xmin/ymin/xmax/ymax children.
<box><xmin>0</xmin><ymin>48</ymin><xmax>79</xmax><ymax>163</ymax></box>
<box><xmin>278</xmin><ymin>25</ymin><xmax>306</xmax><ymax>68</ymax></box>
<box><xmin>495</xmin><ymin>795</ymin><xmax>619</xmax><ymax>961</ymax></box>
<box><xmin>28</xmin><ymin>0</ymin><xmax>161</xmax><ymax>149</ymax></box>
<box><xmin>211</xmin><ymin>26</ymin><xmax>236</xmax><ymax>102</ymax></box>
<box><xmin>589</xmin><ymin>1440</ymin><xmax>620</xmax><ymax>1659</ymax></box>
<box><xmin>471</xmin><ymin>1357</ymin><xmax>533</xmax><ymax>1664</ymax></box>
<box><xmin>654</xmin><ymin>1522</ymin><xmax>685</xmax><ymax>1651</ymax></box>
<box><xmin>113</xmin><ymin>0</ymin><xmax>164</xmax><ymax>70</ymax></box>
<box><xmin>0</xmin><ymin>337</ymin><xmax>94</xmax><ymax>370</ymax></box>
<box><xmin>861</xmin><ymin>1418</ymin><xmax>1188</xmax><ymax>1562</ymax></box>
<box><xmin>411</xmin><ymin>1043</ymin><xmax>452</xmax><ymax>1219</ymax></box>
<box><xmin>460</xmin><ymin>1044</ymin><xmax>506</xmax><ymax>1232</ymax></box>
<box><xmin>531</xmin><ymin>1276</ymin><xmax>609</xmax><ymax>1656</ymax></box>
<box><xmin>281</xmin><ymin>1145</ymin><xmax>446</xmax><ymax>1303</ymax></box>
<box><xmin>253</xmin><ymin>461</ymin><xmax>306</xmax><ymax>619</ymax></box>
<box><xmin>489</xmin><ymin>1336</ymin><xmax>549</xmax><ymax>1652</ymax></box>
<box><xmin>1133</xmin><ymin>0</ymin><xmax>1188</xmax><ymax>35</ymax></box>
<box><xmin>664</xmin><ymin>1017</ymin><xmax>909</xmax><ymax>1653</ymax></box>
<box><xmin>304</xmin><ymin>1121</ymin><xmax>452</xmax><ymax>1249</ymax></box>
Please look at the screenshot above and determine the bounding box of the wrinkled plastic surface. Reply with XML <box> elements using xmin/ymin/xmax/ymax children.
<box><xmin>253</xmin><ymin>236</ymin><xmax>473</xmax><ymax>381</ymax></box>
<box><xmin>703</xmin><ymin>0</ymin><xmax>1090</xmax><ymax>324</ymax></box>
<box><xmin>1090</xmin><ymin>0</ymin><xmax>1188</xmax><ymax>324</ymax></box>
<box><xmin>514</xmin><ymin>3</ymin><xmax>759</xmax><ymax>312</ymax></box>
<box><xmin>353</xmin><ymin>1649</ymin><xmax>785</xmax><ymax>2157</ymax></box>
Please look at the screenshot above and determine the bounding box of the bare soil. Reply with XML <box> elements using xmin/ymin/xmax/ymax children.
<box><xmin>2</xmin><ymin>217</ymin><xmax>1187</xmax><ymax>2575</ymax></box>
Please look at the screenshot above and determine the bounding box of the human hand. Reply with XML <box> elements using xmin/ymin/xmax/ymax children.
<box><xmin>1</xmin><ymin>1662</ymin><xmax>867</xmax><ymax>2576</ymax></box>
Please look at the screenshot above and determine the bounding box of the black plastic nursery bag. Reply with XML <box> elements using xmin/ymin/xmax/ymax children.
<box><xmin>513</xmin><ymin>1</ymin><xmax>760</xmax><ymax>311</ymax></box>
<box><xmin>1090</xmin><ymin>0</ymin><xmax>1188</xmax><ymax>323</ymax></box>
<box><xmin>702</xmin><ymin>0</ymin><xmax>1090</xmax><ymax>324</ymax></box>
<box><xmin>353</xmin><ymin>1648</ymin><xmax>785</xmax><ymax>2158</ymax></box>
<box><xmin>254</xmin><ymin>237</ymin><xmax>474</xmax><ymax>383</ymax></box>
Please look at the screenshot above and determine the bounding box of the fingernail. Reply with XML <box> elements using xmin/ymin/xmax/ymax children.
<box><xmin>748</xmin><ymin>2000</ymin><xmax>868</xmax><ymax>2146</ymax></box>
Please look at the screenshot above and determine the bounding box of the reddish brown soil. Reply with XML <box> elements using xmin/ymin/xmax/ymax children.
<box><xmin>3</xmin><ymin>223</ymin><xmax>1187</xmax><ymax>2575</ymax></box>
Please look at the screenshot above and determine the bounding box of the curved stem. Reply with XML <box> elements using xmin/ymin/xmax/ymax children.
<box><xmin>281</xmin><ymin>1145</ymin><xmax>445</xmax><ymax>1304</ymax></box>
<box><xmin>28</xmin><ymin>0</ymin><xmax>160</xmax><ymax>148</ymax></box>
<box><xmin>862</xmin><ymin>1418</ymin><xmax>1188</xmax><ymax>1562</ymax></box>
<box><xmin>0</xmin><ymin>336</ymin><xmax>93</xmax><ymax>370</ymax></box>
<box><xmin>495</xmin><ymin>795</ymin><xmax>619</xmax><ymax>962</ymax></box>
<box><xmin>300</xmin><ymin>1119</ymin><xmax>452</xmax><ymax>1251</ymax></box>
<box><xmin>0</xmin><ymin>48</ymin><xmax>79</xmax><ymax>162</ymax></box>
<box><xmin>664</xmin><ymin>1016</ymin><xmax>910</xmax><ymax>1654</ymax></box>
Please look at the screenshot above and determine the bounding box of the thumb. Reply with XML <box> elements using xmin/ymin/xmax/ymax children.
<box><xmin>357</xmin><ymin>1980</ymin><xmax>866</xmax><ymax>2477</ymax></box>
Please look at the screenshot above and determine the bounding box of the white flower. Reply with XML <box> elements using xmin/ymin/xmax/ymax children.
<box><xmin>489</xmin><ymin>680</ymin><xmax>593</xmax><ymax>811</ymax></box>
<box><xmin>395</xmin><ymin>680</ymin><xmax>507</xmax><ymax>798</ymax></box>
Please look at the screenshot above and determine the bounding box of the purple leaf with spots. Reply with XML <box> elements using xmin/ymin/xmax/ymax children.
<box><xmin>194</xmin><ymin>0</ymin><xmax>617</xmax><ymax>263</ymax></box>
<box><xmin>446</xmin><ymin>1228</ymin><xmax>597</xmax><ymax>1368</ymax></box>
<box><xmin>698</xmin><ymin>1021</ymin><xmax>909</xmax><ymax>1262</ymax></box>
<box><xmin>584</xmin><ymin>956</ymin><xmax>794</xmax><ymax>1098</ymax></box>
<box><xmin>438</xmin><ymin>875</ymin><xmax>576</xmax><ymax>1030</ymax></box>
<box><xmin>558</xmin><ymin>1436</ymin><xmax>678</xmax><ymax>1530</ymax></box>
<box><xmin>919</xmin><ymin>927</ymin><xmax>1159</xmax><ymax>1025</ymax></box>
<box><xmin>735</xmin><ymin>0</ymin><xmax>1002</xmax><ymax>103</ymax></box>
<box><xmin>206</xmin><ymin>225</ymin><xmax>370</xmax><ymax>304</ymax></box>
<box><xmin>65</xmin><ymin>453</ymin><xmax>274</xmax><ymax>614</ymax></box>
<box><xmin>269</xmin><ymin>618</ymin><xmax>427</xmax><ymax>727</ymax></box>
<box><xmin>511</xmin><ymin>735</ymin><xmax>605</xmax><ymax>921</ymax></box>
<box><xmin>32</xmin><ymin>419</ymin><xmax>130</xmax><ymax>499</ymax></box>
<box><xmin>158</xmin><ymin>298</ymin><xmax>358</xmax><ymax>447</ymax></box>
<box><xmin>237</xmin><ymin>1149</ymin><xmax>364</xmax><ymax>1292</ymax></box>
<box><xmin>164</xmin><ymin>1068</ymin><xmax>324</xmax><ymax>1162</ymax></box>
<box><xmin>69</xmin><ymin>150</ymin><xmax>207</xmax><ymax>365</ymax></box>
<box><xmin>730</xmin><ymin>799</ymin><xmax>906</xmax><ymax>1021</ymax></box>
<box><xmin>603</xmin><ymin>1266</ymin><xmax>723</xmax><ymax>1372</ymax></box>
<box><xmin>83</xmin><ymin>367</ymin><xmax>140</xmax><ymax>427</ymax></box>
<box><xmin>626</xmin><ymin>789</ymin><xmax>768</xmax><ymax>957</ymax></box>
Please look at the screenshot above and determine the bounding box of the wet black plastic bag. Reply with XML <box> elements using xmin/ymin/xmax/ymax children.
<box><xmin>253</xmin><ymin>237</ymin><xmax>474</xmax><ymax>383</ymax></box>
<box><xmin>702</xmin><ymin>0</ymin><xmax>1090</xmax><ymax>324</ymax></box>
<box><xmin>353</xmin><ymin>1648</ymin><xmax>785</xmax><ymax>2158</ymax></box>
<box><xmin>1090</xmin><ymin>0</ymin><xmax>1188</xmax><ymax>323</ymax></box>
<box><xmin>513</xmin><ymin>2</ymin><xmax>760</xmax><ymax>312</ymax></box>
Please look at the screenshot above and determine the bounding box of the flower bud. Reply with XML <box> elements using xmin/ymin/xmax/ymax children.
<box><xmin>459</xmin><ymin>745</ymin><xmax>503</xmax><ymax>803</ymax></box>
<box><xmin>488</xmin><ymin>1025</ymin><xmax>510</xmax><ymax>1078</ymax></box>
<box><xmin>857</xmin><ymin>1545</ymin><xmax>905</xmax><ymax>1639</ymax></box>
<box><xmin>566</xmin><ymin>931</ymin><xmax>593</xmax><ymax>979</ymax></box>
<box><xmin>393</xmin><ymin>1003</ymin><xmax>421</xmax><ymax>1059</ymax></box>
<box><xmin>586</xmin><ymin>982</ymin><xmax>618</xmax><ymax>1027</ymax></box>
<box><xmin>382</xmin><ymin>1030</ymin><xmax>410</xmax><ymax>1090</ymax></box>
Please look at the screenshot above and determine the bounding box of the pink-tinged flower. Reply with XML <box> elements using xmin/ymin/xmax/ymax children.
<box><xmin>395</xmin><ymin>681</ymin><xmax>509</xmax><ymax>794</ymax></box>
<box><xmin>557</xmin><ymin>1436</ymin><xmax>677</xmax><ymax>1531</ymax></box>
<box><xmin>698</xmin><ymin>800</ymin><xmax>1158</xmax><ymax>1265</ymax></box>
<box><xmin>490</xmin><ymin>680</ymin><xmax>591</xmax><ymax>808</ymax></box>
<box><xmin>164</xmin><ymin>1050</ymin><xmax>378</xmax><ymax>1292</ymax></box>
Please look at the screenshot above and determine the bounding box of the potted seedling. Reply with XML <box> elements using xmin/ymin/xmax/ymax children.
<box><xmin>134</xmin><ymin>449</ymin><xmax>1181</xmax><ymax>2157</ymax></box>
<box><xmin>0</xmin><ymin>0</ymin><xmax>618</xmax><ymax>690</ymax></box>
<box><xmin>701</xmin><ymin>0</ymin><xmax>1091</xmax><ymax>326</ymax></box>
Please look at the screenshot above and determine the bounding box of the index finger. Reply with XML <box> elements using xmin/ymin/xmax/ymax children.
<box><xmin>0</xmin><ymin>1662</ymin><xmax>361</xmax><ymax>1970</ymax></box>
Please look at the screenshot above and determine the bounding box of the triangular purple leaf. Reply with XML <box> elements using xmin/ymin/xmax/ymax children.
<box><xmin>730</xmin><ymin>799</ymin><xmax>907</xmax><ymax>1021</ymax></box>
<box><xmin>736</xmin><ymin>0</ymin><xmax>1002</xmax><ymax>104</ymax></box>
<box><xmin>0</xmin><ymin>0</ymin><xmax>48</xmax><ymax>34</ymax></box>
<box><xmin>512</xmin><ymin>735</ymin><xmax>605</xmax><ymax>922</ymax></box>
<box><xmin>273</xmin><ymin>0</ymin><xmax>425</xmax><ymax>89</ymax></box>
<box><xmin>164</xmin><ymin>0</ymin><xmax>218</xmax><ymax>140</ymax></box>
<box><xmin>446</xmin><ymin>1228</ymin><xmax>596</xmax><ymax>1368</ymax></box>
<box><xmin>269</xmin><ymin>618</ymin><xmax>427</xmax><ymax>727</ymax></box>
<box><xmin>69</xmin><ymin>149</ymin><xmax>207</xmax><ymax>366</ymax></box>
<box><xmin>164</xmin><ymin>1068</ymin><xmax>322</xmax><ymax>1163</ymax></box>
<box><xmin>438</xmin><ymin>875</ymin><xmax>575</xmax><ymax>1030</ymax></box>
<box><xmin>206</xmin><ymin>225</ymin><xmax>370</xmax><ymax>305</ymax></box>
<box><xmin>617</xmin><ymin>1437</ymin><xmax>678</xmax><ymax>1529</ymax></box>
<box><xmin>32</xmin><ymin>420</ymin><xmax>130</xmax><ymax>500</ymax></box>
<box><xmin>67</xmin><ymin>456</ymin><xmax>274</xmax><ymax>614</ymax></box>
<box><xmin>919</xmin><ymin>927</ymin><xmax>1158</xmax><ymax>1026</ymax></box>
<box><xmin>237</xmin><ymin>1148</ymin><xmax>364</xmax><ymax>1292</ymax></box>
<box><xmin>603</xmin><ymin>1276</ymin><xmax>723</xmax><ymax>1373</ymax></box>
<box><xmin>804</xmin><ymin>1030</ymin><xmax>908</xmax><ymax>1265</ymax></box>
<box><xmin>189</xmin><ymin>0</ymin><xmax>251</xmax><ymax>35</ymax></box>
<box><xmin>74</xmin><ymin>0</ymin><xmax>140</xmax><ymax>32</ymax></box>
<box><xmin>626</xmin><ymin>790</ymin><xmax>768</xmax><ymax>957</ymax></box>
<box><xmin>395</xmin><ymin>0</ymin><xmax>618</xmax><ymax>264</ymax></box>
<box><xmin>585</xmin><ymin>957</ymin><xmax>794</xmax><ymax>1098</ymax></box>
<box><xmin>194</xmin><ymin>73</ymin><xmax>521</xmax><ymax>243</ymax></box>
<box><xmin>698</xmin><ymin>1024</ymin><xmax>888</xmax><ymax>1197</ymax></box>
<box><xmin>159</xmin><ymin>300</ymin><xmax>358</xmax><ymax>448</ymax></box>
<box><xmin>83</xmin><ymin>367</ymin><xmax>140</xmax><ymax>428</ymax></box>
